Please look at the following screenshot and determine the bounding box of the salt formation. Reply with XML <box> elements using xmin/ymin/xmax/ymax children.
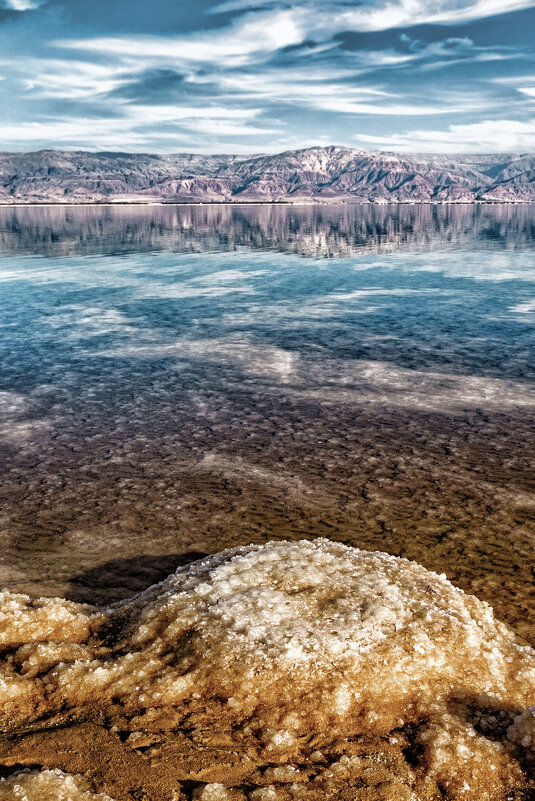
<box><xmin>0</xmin><ymin>540</ymin><xmax>534</xmax><ymax>800</ymax></box>
<box><xmin>0</xmin><ymin>769</ymin><xmax>114</xmax><ymax>800</ymax></box>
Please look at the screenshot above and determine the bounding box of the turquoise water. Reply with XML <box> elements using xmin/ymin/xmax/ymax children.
<box><xmin>1</xmin><ymin>215</ymin><xmax>534</xmax><ymax>402</ymax></box>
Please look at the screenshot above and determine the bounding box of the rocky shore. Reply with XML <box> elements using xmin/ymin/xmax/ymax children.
<box><xmin>0</xmin><ymin>540</ymin><xmax>534</xmax><ymax>801</ymax></box>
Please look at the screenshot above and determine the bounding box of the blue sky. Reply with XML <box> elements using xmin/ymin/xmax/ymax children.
<box><xmin>0</xmin><ymin>0</ymin><xmax>534</xmax><ymax>153</ymax></box>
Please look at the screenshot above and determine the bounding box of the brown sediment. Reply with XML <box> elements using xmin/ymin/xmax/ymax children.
<box><xmin>1</xmin><ymin>718</ymin><xmax>531</xmax><ymax>801</ymax></box>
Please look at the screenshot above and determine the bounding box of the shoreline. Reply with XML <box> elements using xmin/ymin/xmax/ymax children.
<box><xmin>1</xmin><ymin>200</ymin><xmax>535</xmax><ymax>208</ymax></box>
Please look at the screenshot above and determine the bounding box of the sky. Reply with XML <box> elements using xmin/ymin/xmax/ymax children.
<box><xmin>0</xmin><ymin>0</ymin><xmax>535</xmax><ymax>153</ymax></box>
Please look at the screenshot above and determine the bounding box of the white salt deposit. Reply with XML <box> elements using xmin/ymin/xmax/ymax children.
<box><xmin>192</xmin><ymin>784</ymin><xmax>234</xmax><ymax>801</ymax></box>
<box><xmin>0</xmin><ymin>769</ymin><xmax>114</xmax><ymax>801</ymax></box>
<box><xmin>0</xmin><ymin>540</ymin><xmax>534</xmax><ymax>799</ymax></box>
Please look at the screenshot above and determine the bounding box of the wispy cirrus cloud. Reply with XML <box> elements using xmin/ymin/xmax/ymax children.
<box><xmin>210</xmin><ymin>0</ymin><xmax>535</xmax><ymax>30</ymax></box>
<box><xmin>0</xmin><ymin>0</ymin><xmax>534</xmax><ymax>151</ymax></box>
<box><xmin>216</xmin><ymin>73</ymin><xmax>491</xmax><ymax>117</ymax></box>
<box><xmin>10</xmin><ymin>58</ymin><xmax>129</xmax><ymax>99</ymax></box>
<box><xmin>0</xmin><ymin>104</ymin><xmax>274</xmax><ymax>151</ymax></box>
<box><xmin>355</xmin><ymin>117</ymin><xmax>535</xmax><ymax>151</ymax></box>
<box><xmin>56</xmin><ymin>10</ymin><xmax>303</xmax><ymax>68</ymax></box>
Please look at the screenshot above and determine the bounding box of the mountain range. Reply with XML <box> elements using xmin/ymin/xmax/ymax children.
<box><xmin>1</xmin><ymin>146</ymin><xmax>535</xmax><ymax>204</ymax></box>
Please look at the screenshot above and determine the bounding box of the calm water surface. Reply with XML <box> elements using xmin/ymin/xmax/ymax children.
<box><xmin>0</xmin><ymin>205</ymin><xmax>534</xmax><ymax>642</ymax></box>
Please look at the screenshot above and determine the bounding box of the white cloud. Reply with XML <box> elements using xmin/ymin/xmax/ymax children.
<box><xmin>490</xmin><ymin>76</ymin><xmax>535</xmax><ymax>99</ymax></box>
<box><xmin>493</xmin><ymin>75</ymin><xmax>535</xmax><ymax>84</ymax></box>
<box><xmin>0</xmin><ymin>102</ymin><xmax>279</xmax><ymax>151</ymax></box>
<box><xmin>57</xmin><ymin>10</ymin><xmax>303</xmax><ymax>68</ymax></box>
<box><xmin>398</xmin><ymin>34</ymin><xmax>520</xmax><ymax>71</ymax></box>
<box><xmin>355</xmin><ymin>118</ymin><xmax>535</xmax><ymax>152</ymax></box>
<box><xmin>8</xmin><ymin>58</ymin><xmax>129</xmax><ymax>99</ymax></box>
<box><xmin>215</xmin><ymin>67</ymin><xmax>492</xmax><ymax>117</ymax></box>
<box><xmin>0</xmin><ymin>119</ymin><xmax>154</xmax><ymax>149</ymax></box>
<box><xmin>297</xmin><ymin>92</ymin><xmax>481</xmax><ymax>116</ymax></box>
<box><xmin>1</xmin><ymin>0</ymin><xmax>533</xmax><ymax>152</ymax></box>
<box><xmin>56</xmin><ymin>1</ymin><xmax>534</xmax><ymax>75</ymax></box>
<box><xmin>124</xmin><ymin>104</ymin><xmax>260</xmax><ymax>122</ymax></box>
<box><xmin>1</xmin><ymin>0</ymin><xmax>43</xmax><ymax>9</ymax></box>
<box><xmin>41</xmin><ymin>8</ymin><xmax>513</xmax><ymax>131</ymax></box>
<box><xmin>211</xmin><ymin>0</ymin><xmax>535</xmax><ymax>32</ymax></box>
<box><xmin>179</xmin><ymin>119</ymin><xmax>278</xmax><ymax>136</ymax></box>
<box><xmin>325</xmin><ymin>0</ymin><xmax>535</xmax><ymax>32</ymax></box>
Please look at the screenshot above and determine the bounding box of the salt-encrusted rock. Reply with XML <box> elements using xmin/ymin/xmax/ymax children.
<box><xmin>0</xmin><ymin>768</ymin><xmax>114</xmax><ymax>801</ymax></box>
<box><xmin>0</xmin><ymin>540</ymin><xmax>534</xmax><ymax>799</ymax></box>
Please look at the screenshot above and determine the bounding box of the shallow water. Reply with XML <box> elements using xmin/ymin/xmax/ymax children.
<box><xmin>0</xmin><ymin>204</ymin><xmax>534</xmax><ymax>644</ymax></box>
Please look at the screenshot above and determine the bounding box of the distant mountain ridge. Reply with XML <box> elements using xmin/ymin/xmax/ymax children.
<box><xmin>1</xmin><ymin>146</ymin><xmax>534</xmax><ymax>203</ymax></box>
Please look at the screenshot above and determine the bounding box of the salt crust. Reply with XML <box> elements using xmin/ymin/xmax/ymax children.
<box><xmin>0</xmin><ymin>768</ymin><xmax>113</xmax><ymax>800</ymax></box>
<box><xmin>0</xmin><ymin>540</ymin><xmax>534</xmax><ymax>799</ymax></box>
<box><xmin>193</xmin><ymin>784</ymin><xmax>234</xmax><ymax>801</ymax></box>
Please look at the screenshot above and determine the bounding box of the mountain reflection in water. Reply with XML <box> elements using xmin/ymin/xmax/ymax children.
<box><xmin>1</xmin><ymin>202</ymin><xmax>534</xmax><ymax>258</ymax></box>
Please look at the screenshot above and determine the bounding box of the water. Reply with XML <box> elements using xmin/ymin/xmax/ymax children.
<box><xmin>0</xmin><ymin>204</ymin><xmax>534</xmax><ymax>645</ymax></box>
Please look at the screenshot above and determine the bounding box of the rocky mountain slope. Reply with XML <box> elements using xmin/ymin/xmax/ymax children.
<box><xmin>1</xmin><ymin>146</ymin><xmax>534</xmax><ymax>203</ymax></box>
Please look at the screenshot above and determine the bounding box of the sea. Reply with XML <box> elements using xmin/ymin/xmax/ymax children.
<box><xmin>0</xmin><ymin>203</ymin><xmax>534</xmax><ymax>644</ymax></box>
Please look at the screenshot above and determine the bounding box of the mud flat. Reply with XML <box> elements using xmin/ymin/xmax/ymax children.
<box><xmin>0</xmin><ymin>540</ymin><xmax>534</xmax><ymax>801</ymax></box>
